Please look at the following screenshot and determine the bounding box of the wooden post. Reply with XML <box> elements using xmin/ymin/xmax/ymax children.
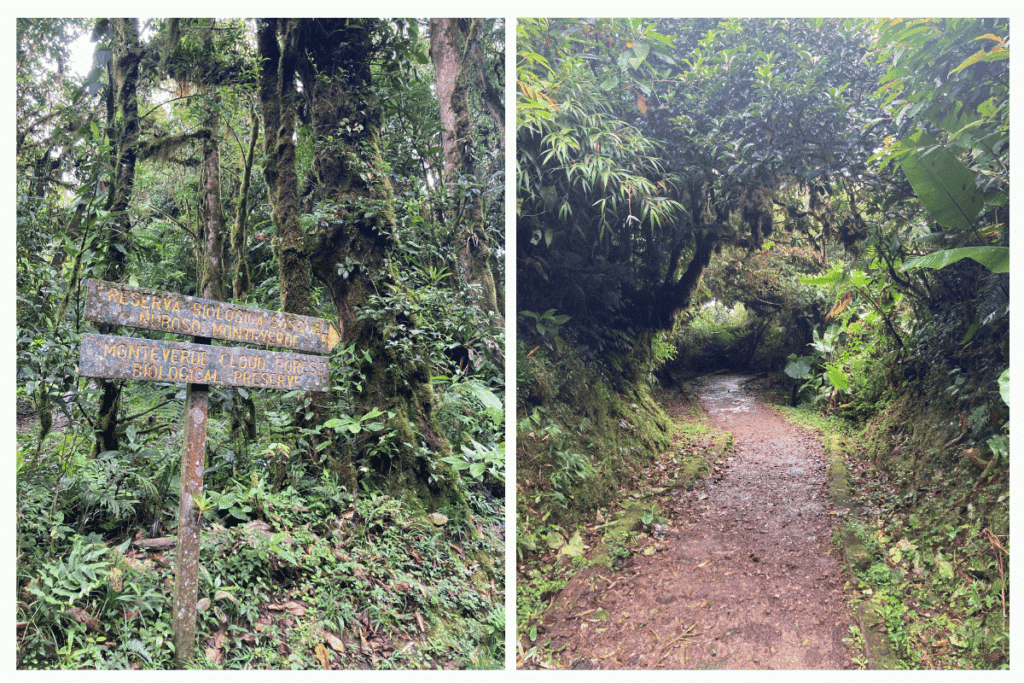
<box><xmin>172</xmin><ymin>339</ymin><xmax>210</xmax><ymax>667</ymax></box>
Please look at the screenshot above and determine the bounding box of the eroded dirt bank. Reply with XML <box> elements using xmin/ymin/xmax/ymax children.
<box><xmin>537</xmin><ymin>375</ymin><xmax>854</xmax><ymax>669</ymax></box>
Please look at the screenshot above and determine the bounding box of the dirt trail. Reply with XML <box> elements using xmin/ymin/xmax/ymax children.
<box><xmin>538</xmin><ymin>375</ymin><xmax>854</xmax><ymax>669</ymax></box>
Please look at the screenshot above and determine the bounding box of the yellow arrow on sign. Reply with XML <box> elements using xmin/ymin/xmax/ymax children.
<box><xmin>324</xmin><ymin>322</ymin><xmax>342</xmax><ymax>351</ymax></box>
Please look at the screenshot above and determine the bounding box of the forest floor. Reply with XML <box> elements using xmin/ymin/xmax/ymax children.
<box><xmin>17</xmin><ymin>397</ymin><xmax>505</xmax><ymax>669</ymax></box>
<box><xmin>532</xmin><ymin>375</ymin><xmax>855</xmax><ymax>669</ymax></box>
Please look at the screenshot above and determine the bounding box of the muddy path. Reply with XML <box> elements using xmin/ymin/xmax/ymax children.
<box><xmin>537</xmin><ymin>375</ymin><xmax>854</xmax><ymax>669</ymax></box>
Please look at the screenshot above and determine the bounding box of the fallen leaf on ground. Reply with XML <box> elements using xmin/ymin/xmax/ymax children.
<box><xmin>66</xmin><ymin>607</ymin><xmax>101</xmax><ymax>632</ymax></box>
<box><xmin>359</xmin><ymin>628</ymin><xmax>371</xmax><ymax>655</ymax></box>
<box><xmin>317</xmin><ymin>627</ymin><xmax>345</xmax><ymax>654</ymax></box>
<box><xmin>267</xmin><ymin>600</ymin><xmax>306</xmax><ymax>616</ymax></box>
<box><xmin>315</xmin><ymin>642</ymin><xmax>331</xmax><ymax>669</ymax></box>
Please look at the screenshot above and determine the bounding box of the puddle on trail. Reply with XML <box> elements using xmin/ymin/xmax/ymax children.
<box><xmin>690</xmin><ymin>374</ymin><xmax>758</xmax><ymax>414</ymax></box>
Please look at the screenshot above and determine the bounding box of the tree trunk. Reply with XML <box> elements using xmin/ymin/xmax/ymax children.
<box><xmin>228</xmin><ymin>105</ymin><xmax>260</xmax><ymax>442</ymax></box>
<box><xmin>430</xmin><ymin>18</ymin><xmax>501</xmax><ymax>318</ymax></box>
<box><xmin>231</xmin><ymin>105</ymin><xmax>259</xmax><ymax>301</ymax></box>
<box><xmin>199</xmin><ymin>110</ymin><xmax>226</xmax><ymax>302</ymax></box>
<box><xmin>256</xmin><ymin>19</ymin><xmax>324</xmax><ymax>488</ymax></box>
<box><xmin>93</xmin><ymin>18</ymin><xmax>142</xmax><ymax>456</ymax></box>
<box><xmin>258</xmin><ymin>18</ymin><xmax>466</xmax><ymax>511</ymax></box>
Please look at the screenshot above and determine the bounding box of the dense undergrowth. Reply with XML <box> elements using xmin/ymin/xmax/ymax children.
<box><xmin>16</xmin><ymin>374</ymin><xmax>505</xmax><ymax>670</ymax></box>
<box><xmin>17</xmin><ymin>266</ymin><xmax>506</xmax><ymax>670</ymax></box>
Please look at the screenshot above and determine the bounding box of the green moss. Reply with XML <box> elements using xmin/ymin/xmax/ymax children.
<box><xmin>588</xmin><ymin>500</ymin><xmax>648</xmax><ymax>567</ymax></box>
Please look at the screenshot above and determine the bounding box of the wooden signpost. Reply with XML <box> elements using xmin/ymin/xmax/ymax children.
<box><xmin>79</xmin><ymin>334</ymin><xmax>330</xmax><ymax>392</ymax></box>
<box><xmin>78</xmin><ymin>278</ymin><xmax>341</xmax><ymax>666</ymax></box>
<box><xmin>83</xmin><ymin>278</ymin><xmax>341</xmax><ymax>355</ymax></box>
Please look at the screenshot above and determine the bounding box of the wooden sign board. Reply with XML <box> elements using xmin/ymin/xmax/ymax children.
<box><xmin>84</xmin><ymin>278</ymin><xmax>341</xmax><ymax>355</ymax></box>
<box><xmin>79</xmin><ymin>333</ymin><xmax>330</xmax><ymax>392</ymax></box>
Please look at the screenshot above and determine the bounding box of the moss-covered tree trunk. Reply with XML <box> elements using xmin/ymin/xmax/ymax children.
<box><xmin>93</xmin><ymin>18</ymin><xmax>142</xmax><ymax>456</ymax></box>
<box><xmin>257</xmin><ymin>19</ymin><xmax>311</xmax><ymax>318</ymax></box>
<box><xmin>231</xmin><ymin>105</ymin><xmax>258</xmax><ymax>301</ymax></box>
<box><xmin>430</xmin><ymin>18</ymin><xmax>501</xmax><ymax>319</ymax></box>
<box><xmin>256</xmin><ymin>19</ymin><xmax>330</xmax><ymax>488</ymax></box>
<box><xmin>257</xmin><ymin>18</ymin><xmax>466</xmax><ymax>511</ymax></box>
<box><xmin>199</xmin><ymin>112</ymin><xmax>226</xmax><ymax>302</ymax></box>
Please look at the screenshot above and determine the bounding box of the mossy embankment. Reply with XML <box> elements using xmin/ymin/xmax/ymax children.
<box><xmin>516</xmin><ymin>338</ymin><xmax>671</xmax><ymax>530</ymax></box>
<box><xmin>516</xmin><ymin>335</ymin><xmax>725</xmax><ymax>546</ymax></box>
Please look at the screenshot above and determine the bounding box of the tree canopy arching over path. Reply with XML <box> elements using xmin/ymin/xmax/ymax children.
<box><xmin>518</xmin><ymin>18</ymin><xmax>1006</xmax><ymax>351</ymax></box>
<box><xmin>516</xmin><ymin>17</ymin><xmax>1008</xmax><ymax>670</ymax></box>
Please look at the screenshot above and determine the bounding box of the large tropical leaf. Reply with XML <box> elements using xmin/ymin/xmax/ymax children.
<box><xmin>784</xmin><ymin>356</ymin><xmax>813</xmax><ymax>379</ymax></box>
<box><xmin>899</xmin><ymin>131</ymin><xmax>983</xmax><ymax>230</ymax></box>
<box><xmin>826</xmin><ymin>364</ymin><xmax>850</xmax><ymax>392</ymax></box>
<box><xmin>902</xmin><ymin>246</ymin><xmax>1008</xmax><ymax>274</ymax></box>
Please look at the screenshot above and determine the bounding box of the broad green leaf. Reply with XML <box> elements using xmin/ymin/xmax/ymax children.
<box><xmin>826</xmin><ymin>365</ymin><xmax>850</xmax><ymax>392</ymax></box>
<box><xmin>901</xmin><ymin>246</ymin><xmax>1008</xmax><ymax>274</ymax></box>
<box><xmin>600</xmin><ymin>74</ymin><xmax>619</xmax><ymax>91</ymax></box>
<box><xmin>361</xmin><ymin>407</ymin><xmax>385</xmax><ymax>421</ymax></box>
<box><xmin>998</xmin><ymin>368</ymin><xmax>1008</xmax><ymax>406</ymax></box>
<box><xmin>559</xmin><ymin>531</ymin><xmax>585</xmax><ymax>558</ymax></box>
<box><xmin>465</xmin><ymin>382</ymin><xmax>504</xmax><ymax>428</ymax></box>
<box><xmin>899</xmin><ymin>132</ymin><xmax>983</xmax><ymax>230</ymax></box>
<box><xmin>785</xmin><ymin>358</ymin><xmax>812</xmax><ymax>379</ymax></box>
<box><xmin>441</xmin><ymin>456</ymin><xmax>470</xmax><ymax>471</ymax></box>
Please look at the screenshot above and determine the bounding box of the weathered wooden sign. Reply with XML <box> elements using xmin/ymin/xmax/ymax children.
<box><xmin>79</xmin><ymin>333</ymin><xmax>330</xmax><ymax>391</ymax></box>
<box><xmin>78</xmin><ymin>279</ymin><xmax>341</xmax><ymax>666</ymax></box>
<box><xmin>84</xmin><ymin>278</ymin><xmax>341</xmax><ymax>355</ymax></box>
